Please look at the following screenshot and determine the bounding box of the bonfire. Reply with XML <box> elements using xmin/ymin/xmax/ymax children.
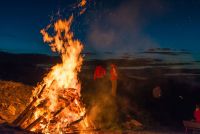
<box><xmin>12</xmin><ymin>1</ymin><xmax>94</xmax><ymax>133</ymax></box>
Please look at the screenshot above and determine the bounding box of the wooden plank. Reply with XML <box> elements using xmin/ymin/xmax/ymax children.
<box><xmin>25</xmin><ymin>113</ymin><xmax>47</xmax><ymax>131</ymax></box>
<box><xmin>12</xmin><ymin>84</ymin><xmax>46</xmax><ymax>126</ymax></box>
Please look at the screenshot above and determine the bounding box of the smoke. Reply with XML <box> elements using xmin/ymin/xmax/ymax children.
<box><xmin>88</xmin><ymin>92</ymin><xmax>118</xmax><ymax>128</ymax></box>
<box><xmin>86</xmin><ymin>74</ymin><xmax>119</xmax><ymax>128</ymax></box>
<box><xmin>84</xmin><ymin>0</ymin><xmax>167</xmax><ymax>128</ymax></box>
<box><xmin>87</xmin><ymin>0</ymin><xmax>165</xmax><ymax>54</ymax></box>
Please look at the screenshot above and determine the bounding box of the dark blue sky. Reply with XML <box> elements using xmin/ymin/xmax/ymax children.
<box><xmin>0</xmin><ymin>0</ymin><xmax>200</xmax><ymax>56</ymax></box>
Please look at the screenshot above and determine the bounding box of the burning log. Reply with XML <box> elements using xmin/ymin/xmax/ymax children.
<box><xmin>14</xmin><ymin>107</ymin><xmax>36</xmax><ymax>128</ymax></box>
<box><xmin>14</xmin><ymin>100</ymin><xmax>47</xmax><ymax>128</ymax></box>
<box><xmin>12</xmin><ymin>84</ymin><xmax>46</xmax><ymax>126</ymax></box>
<box><xmin>68</xmin><ymin>112</ymin><xmax>86</xmax><ymax>127</ymax></box>
<box><xmin>21</xmin><ymin>100</ymin><xmax>48</xmax><ymax>129</ymax></box>
<box><xmin>12</xmin><ymin>100</ymin><xmax>34</xmax><ymax>126</ymax></box>
<box><xmin>12</xmin><ymin>85</ymin><xmax>89</xmax><ymax>133</ymax></box>
<box><xmin>25</xmin><ymin>113</ymin><xmax>47</xmax><ymax>131</ymax></box>
<box><xmin>53</xmin><ymin>107</ymin><xmax>65</xmax><ymax>117</ymax></box>
<box><xmin>25</xmin><ymin>106</ymin><xmax>64</xmax><ymax>131</ymax></box>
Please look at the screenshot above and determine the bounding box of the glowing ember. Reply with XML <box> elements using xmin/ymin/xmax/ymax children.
<box><xmin>77</xmin><ymin>0</ymin><xmax>87</xmax><ymax>15</ymax></box>
<box><xmin>78</xmin><ymin>0</ymin><xmax>87</xmax><ymax>7</ymax></box>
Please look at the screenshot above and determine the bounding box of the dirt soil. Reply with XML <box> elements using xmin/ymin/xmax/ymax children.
<box><xmin>0</xmin><ymin>80</ymin><xmax>33</xmax><ymax>124</ymax></box>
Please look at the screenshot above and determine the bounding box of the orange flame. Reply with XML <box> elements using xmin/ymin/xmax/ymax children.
<box><xmin>77</xmin><ymin>0</ymin><xmax>87</xmax><ymax>15</ymax></box>
<box><xmin>40</xmin><ymin>16</ymin><xmax>83</xmax><ymax>92</ymax></box>
<box><xmin>23</xmin><ymin>1</ymin><xmax>95</xmax><ymax>133</ymax></box>
<box><xmin>28</xmin><ymin>15</ymin><xmax>91</xmax><ymax>133</ymax></box>
<box><xmin>78</xmin><ymin>0</ymin><xmax>87</xmax><ymax>7</ymax></box>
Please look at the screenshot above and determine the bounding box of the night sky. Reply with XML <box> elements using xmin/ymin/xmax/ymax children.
<box><xmin>0</xmin><ymin>0</ymin><xmax>200</xmax><ymax>59</ymax></box>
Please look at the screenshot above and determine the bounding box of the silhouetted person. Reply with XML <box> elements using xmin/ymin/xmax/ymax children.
<box><xmin>194</xmin><ymin>104</ymin><xmax>200</xmax><ymax>123</ymax></box>
<box><xmin>92</xmin><ymin>65</ymin><xmax>118</xmax><ymax>128</ymax></box>
<box><xmin>110</xmin><ymin>64</ymin><xmax>118</xmax><ymax>96</ymax></box>
<box><xmin>94</xmin><ymin>65</ymin><xmax>106</xmax><ymax>80</ymax></box>
<box><xmin>93</xmin><ymin>65</ymin><xmax>107</xmax><ymax>94</ymax></box>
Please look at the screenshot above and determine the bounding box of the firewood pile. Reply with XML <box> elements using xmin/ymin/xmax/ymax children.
<box><xmin>12</xmin><ymin>84</ymin><xmax>90</xmax><ymax>133</ymax></box>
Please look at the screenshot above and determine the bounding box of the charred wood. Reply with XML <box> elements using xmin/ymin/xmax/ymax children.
<box><xmin>12</xmin><ymin>84</ymin><xmax>46</xmax><ymax>126</ymax></box>
<box><xmin>25</xmin><ymin>113</ymin><xmax>46</xmax><ymax>131</ymax></box>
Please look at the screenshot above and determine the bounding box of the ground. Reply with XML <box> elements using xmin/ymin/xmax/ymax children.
<box><xmin>0</xmin><ymin>80</ymin><xmax>33</xmax><ymax>124</ymax></box>
<box><xmin>0</xmin><ymin>80</ymin><xmax>185</xmax><ymax>133</ymax></box>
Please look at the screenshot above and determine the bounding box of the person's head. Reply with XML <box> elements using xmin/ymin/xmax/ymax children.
<box><xmin>195</xmin><ymin>104</ymin><xmax>200</xmax><ymax>110</ymax></box>
<box><xmin>196</xmin><ymin>104</ymin><xmax>200</xmax><ymax>109</ymax></box>
<box><xmin>110</xmin><ymin>63</ymin><xmax>116</xmax><ymax>68</ymax></box>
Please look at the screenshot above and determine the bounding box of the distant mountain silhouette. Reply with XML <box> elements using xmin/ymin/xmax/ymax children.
<box><xmin>0</xmin><ymin>51</ymin><xmax>61</xmax><ymax>85</ymax></box>
<box><xmin>0</xmin><ymin>51</ymin><xmax>61</xmax><ymax>65</ymax></box>
<box><xmin>0</xmin><ymin>51</ymin><xmax>199</xmax><ymax>86</ymax></box>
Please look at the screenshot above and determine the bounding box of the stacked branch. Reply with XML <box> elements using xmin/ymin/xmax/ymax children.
<box><xmin>12</xmin><ymin>83</ymin><xmax>89</xmax><ymax>133</ymax></box>
<box><xmin>12</xmin><ymin>83</ymin><xmax>46</xmax><ymax>127</ymax></box>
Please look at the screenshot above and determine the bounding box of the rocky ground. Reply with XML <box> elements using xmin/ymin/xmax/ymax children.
<box><xmin>0</xmin><ymin>80</ymin><xmax>33</xmax><ymax>124</ymax></box>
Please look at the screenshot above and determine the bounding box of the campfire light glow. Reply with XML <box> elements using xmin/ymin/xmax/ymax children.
<box><xmin>30</xmin><ymin>15</ymin><xmax>89</xmax><ymax>133</ymax></box>
<box><xmin>29</xmin><ymin>16</ymin><xmax>88</xmax><ymax>133</ymax></box>
<box><xmin>11</xmin><ymin>1</ymin><xmax>94</xmax><ymax>133</ymax></box>
<box><xmin>17</xmin><ymin>13</ymin><xmax>92</xmax><ymax>134</ymax></box>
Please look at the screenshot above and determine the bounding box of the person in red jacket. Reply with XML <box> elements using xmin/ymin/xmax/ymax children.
<box><xmin>194</xmin><ymin>104</ymin><xmax>200</xmax><ymax>123</ymax></box>
<box><xmin>94</xmin><ymin>65</ymin><xmax>106</xmax><ymax>80</ymax></box>
<box><xmin>110</xmin><ymin>64</ymin><xmax>118</xmax><ymax>96</ymax></box>
<box><xmin>93</xmin><ymin>65</ymin><xmax>107</xmax><ymax>94</ymax></box>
